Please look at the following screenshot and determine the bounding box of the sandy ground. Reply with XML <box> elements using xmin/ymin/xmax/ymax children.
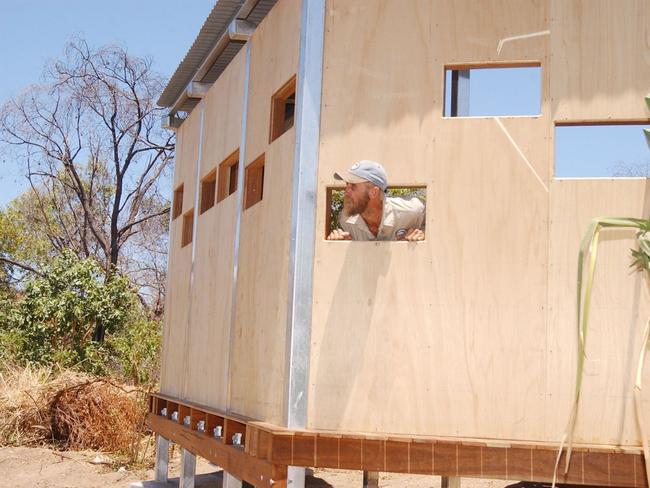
<box><xmin>0</xmin><ymin>446</ymin><xmax>514</xmax><ymax>488</ymax></box>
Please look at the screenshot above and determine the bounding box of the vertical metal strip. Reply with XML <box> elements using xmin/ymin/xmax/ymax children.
<box><xmin>284</xmin><ymin>0</ymin><xmax>326</xmax><ymax>430</ymax></box>
<box><xmin>182</xmin><ymin>103</ymin><xmax>206</xmax><ymax>398</ymax></box>
<box><xmin>226</xmin><ymin>42</ymin><xmax>252</xmax><ymax>412</ymax></box>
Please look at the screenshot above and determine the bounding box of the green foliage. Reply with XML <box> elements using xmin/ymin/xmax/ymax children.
<box><xmin>0</xmin><ymin>251</ymin><xmax>160</xmax><ymax>384</ymax></box>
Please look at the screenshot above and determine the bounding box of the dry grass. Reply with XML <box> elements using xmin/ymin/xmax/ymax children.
<box><xmin>0</xmin><ymin>363</ymin><xmax>152</xmax><ymax>464</ymax></box>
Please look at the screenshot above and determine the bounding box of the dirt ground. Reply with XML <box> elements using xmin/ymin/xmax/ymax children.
<box><xmin>0</xmin><ymin>446</ymin><xmax>513</xmax><ymax>488</ymax></box>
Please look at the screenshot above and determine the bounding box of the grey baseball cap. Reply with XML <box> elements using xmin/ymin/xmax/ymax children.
<box><xmin>334</xmin><ymin>160</ymin><xmax>388</xmax><ymax>191</ymax></box>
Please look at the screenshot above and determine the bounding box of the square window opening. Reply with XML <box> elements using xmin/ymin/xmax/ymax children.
<box><xmin>181</xmin><ymin>209</ymin><xmax>194</xmax><ymax>248</ymax></box>
<box><xmin>172</xmin><ymin>184</ymin><xmax>184</xmax><ymax>220</ymax></box>
<box><xmin>326</xmin><ymin>186</ymin><xmax>427</xmax><ymax>240</ymax></box>
<box><xmin>217</xmin><ymin>149</ymin><xmax>240</xmax><ymax>203</ymax></box>
<box><xmin>244</xmin><ymin>154</ymin><xmax>265</xmax><ymax>210</ymax></box>
<box><xmin>555</xmin><ymin>122</ymin><xmax>650</xmax><ymax>178</ymax></box>
<box><xmin>270</xmin><ymin>76</ymin><xmax>296</xmax><ymax>143</ymax></box>
<box><xmin>443</xmin><ymin>63</ymin><xmax>541</xmax><ymax>117</ymax></box>
<box><xmin>200</xmin><ymin>169</ymin><xmax>217</xmax><ymax>214</ymax></box>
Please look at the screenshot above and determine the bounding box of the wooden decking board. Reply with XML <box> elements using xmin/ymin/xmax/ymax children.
<box><xmin>147</xmin><ymin>393</ymin><xmax>647</xmax><ymax>487</ymax></box>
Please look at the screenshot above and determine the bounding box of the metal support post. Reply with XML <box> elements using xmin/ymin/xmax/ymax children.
<box><xmin>223</xmin><ymin>471</ymin><xmax>243</xmax><ymax>488</ymax></box>
<box><xmin>154</xmin><ymin>434</ymin><xmax>169</xmax><ymax>483</ymax></box>
<box><xmin>180</xmin><ymin>448</ymin><xmax>196</xmax><ymax>488</ymax></box>
<box><xmin>363</xmin><ymin>471</ymin><xmax>379</xmax><ymax>488</ymax></box>
<box><xmin>442</xmin><ymin>476</ymin><xmax>461</xmax><ymax>488</ymax></box>
<box><xmin>288</xmin><ymin>466</ymin><xmax>306</xmax><ymax>486</ymax></box>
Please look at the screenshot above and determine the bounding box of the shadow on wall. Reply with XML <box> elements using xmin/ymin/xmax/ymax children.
<box><xmin>311</xmin><ymin>242</ymin><xmax>391</xmax><ymax>430</ymax></box>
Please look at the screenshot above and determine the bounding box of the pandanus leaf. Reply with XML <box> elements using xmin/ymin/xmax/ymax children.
<box><xmin>561</xmin><ymin>218</ymin><xmax>646</xmax><ymax>479</ymax></box>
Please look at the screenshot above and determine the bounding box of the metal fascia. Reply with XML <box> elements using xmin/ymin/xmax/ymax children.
<box><xmin>284</xmin><ymin>0</ymin><xmax>326</xmax><ymax>430</ymax></box>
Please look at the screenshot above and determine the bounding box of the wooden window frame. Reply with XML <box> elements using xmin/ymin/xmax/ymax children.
<box><xmin>181</xmin><ymin>209</ymin><xmax>194</xmax><ymax>248</ymax></box>
<box><xmin>244</xmin><ymin>154</ymin><xmax>265</xmax><ymax>210</ymax></box>
<box><xmin>269</xmin><ymin>76</ymin><xmax>297</xmax><ymax>143</ymax></box>
<box><xmin>217</xmin><ymin>149</ymin><xmax>240</xmax><ymax>203</ymax></box>
<box><xmin>199</xmin><ymin>169</ymin><xmax>217</xmax><ymax>214</ymax></box>
<box><xmin>172</xmin><ymin>184</ymin><xmax>184</xmax><ymax>220</ymax></box>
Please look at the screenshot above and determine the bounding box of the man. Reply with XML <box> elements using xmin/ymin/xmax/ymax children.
<box><xmin>327</xmin><ymin>160</ymin><xmax>425</xmax><ymax>241</ymax></box>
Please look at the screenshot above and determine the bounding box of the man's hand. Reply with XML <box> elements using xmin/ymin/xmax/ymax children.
<box><xmin>327</xmin><ymin>229</ymin><xmax>352</xmax><ymax>240</ymax></box>
<box><xmin>400</xmin><ymin>228</ymin><xmax>425</xmax><ymax>241</ymax></box>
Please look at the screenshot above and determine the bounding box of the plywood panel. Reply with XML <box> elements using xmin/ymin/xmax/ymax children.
<box><xmin>180</xmin><ymin>50</ymin><xmax>246</xmax><ymax>409</ymax></box>
<box><xmin>309</xmin><ymin>0</ymin><xmax>550</xmax><ymax>441</ymax></box>
<box><xmin>244</xmin><ymin>0</ymin><xmax>301</xmax><ymax>164</ymax></box>
<box><xmin>201</xmin><ymin>50</ymin><xmax>246</xmax><ymax>177</ymax></box>
<box><xmin>546</xmin><ymin>179</ymin><xmax>650</xmax><ymax>445</ymax></box>
<box><xmin>551</xmin><ymin>0</ymin><xmax>650</xmax><ymax>121</ymax></box>
<box><xmin>229</xmin><ymin>0</ymin><xmax>301</xmax><ymax>424</ymax></box>
<box><xmin>160</xmin><ymin>107</ymin><xmax>202</xmax><ymax>397</ymax></box>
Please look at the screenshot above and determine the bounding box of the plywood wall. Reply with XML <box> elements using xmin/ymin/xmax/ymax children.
<box><xmin>180</xmin><ymin>50</ymin><xmax>246</xmax><ymax>409</ymax></box>
<box><xmin>229</xmin><ymin>0</ymin><xmax>301</xmax><ymax>425</ymax></box>
<box><xmin>160</xmin><ymin>106</ymin><xmax>202</xmax><ymax>398</ymax></box>
<box><xmin>308</xmin><ymin>0</ymin><xmax>650</xmax><ymax>447</ymax></box>
<box><xmin>551</xmin><ymin>0</ymin><xmax>650</xmax><ymax>121</ymax></box>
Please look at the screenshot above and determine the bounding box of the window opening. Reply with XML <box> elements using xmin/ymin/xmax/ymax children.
<box><xmin>326</xmin><ymin>186</ymin><xmax>427</xmax><ymax>240</ymax></box>
<box><xmin>444</xmin><ymin>63</ymin><xmax>541</xmax><ymax>117</ymax></box>
<box><xmin>181</xmin><ymin>209</ymin><xmax>194</xmax><ymax>248</ymax></box>
<box><xmin>555</xmin><ymin>122</ymin><xmax>650</xmax><ymax>177</ymax></box>
<box><xmin>244</xmin><ymin>154</ymin><xmax>265</xmax><ymax>210</ymax></box>
<box><xmin>217</xmin><ymin>149</ymin><xmax>240</xmax><ymax>203</ymax></box>
<box><xmin>199</xmin><ymin>170</ymin><xmax>217</xmax><ymax>214</ymax></box>
<box><xmin>172</xmin><ymin>184</ymin><xmax>184</xmax><ymax>220</ymax></box>
<box><xmin>270</xmin><ymin>76</ymin><xmax>296</xmax><ymax>142</ymax></box>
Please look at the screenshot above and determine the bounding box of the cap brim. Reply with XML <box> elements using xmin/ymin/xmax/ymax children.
<box><xmin>333</xmin><ymin>170</ymin><xmax>366</xmax><ymax>184</ymax></box>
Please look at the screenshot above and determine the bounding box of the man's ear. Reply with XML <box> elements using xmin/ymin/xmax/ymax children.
<box><xmin>369</xmin><ymin>185</ymin><xmax>381</xmax><ymax>199</ymax></box>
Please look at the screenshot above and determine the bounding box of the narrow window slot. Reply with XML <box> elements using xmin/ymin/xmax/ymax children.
<box><xmin>270</xmin><ymin>76</ymin><xmax>297</xmax><ymax>143</ymax></box>
<box><xmin>217</xmin><ymin>149</ymin><xmax>240</xmax><ymax>203</ymax></box>
<box><xmin>181</xmin><ymin>209</ymin><xmax>194</xmax><ymax>247</ymax></box>
<box><xmin>244</xmin><ymin>154</ymin><xmax>265</xmax><ymax>210</ymax></box>
<box><xmin>200</xmin><ymin>169</ymin><xmax>217</xmax><ymax>214</ymax></box>
<box><xmin>172</xmin><ymin>184</ymin><xmax>184</xmax><ymax>220</ymax></box>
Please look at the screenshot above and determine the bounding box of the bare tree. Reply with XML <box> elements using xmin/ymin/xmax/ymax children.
<box><xmin>0</xmin><ymin>38</ymin><xmax>174</xmax><ymax>339</ymax></box>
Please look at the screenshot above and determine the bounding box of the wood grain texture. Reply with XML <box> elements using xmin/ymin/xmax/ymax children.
<box><xmin>546</xmin><ymin>179</ymin><xmax>650</xmax><ymax>445</ymax></box>
<box><xmin>551</xmin><ymin>0</ymin><xmax>650</xmax><ymax>121</ymax></box>
<box><xmin>309</xmin><ymin>0</ymin><xmax>550</xmax><ymax>440</ymax></box>
<box><xmin>180</xmin><ymin>49</ymin><xmax>246</xmax><ymax>409</ymax></box>
<box><xmin>160</xmin><ymin>106</ymin><xmax>203</xmax><ymax>398</ymax></box>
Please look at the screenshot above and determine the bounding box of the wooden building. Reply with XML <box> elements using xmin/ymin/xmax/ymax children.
<box><xmin>148</xmin><ymin>1</ymin><xmax>650</xmax><ymax>486</ymax></box>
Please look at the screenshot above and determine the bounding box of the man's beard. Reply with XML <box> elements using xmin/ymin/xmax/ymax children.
<box><xmin>343</xmin><ymin>190</ymin><xmax>370</xmax><ymax>216</ymax></box>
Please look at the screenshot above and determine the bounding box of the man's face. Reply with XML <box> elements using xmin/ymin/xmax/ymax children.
<box><xmin>343</xmin><ymin>182</ymin><xmax>371</xmax><ymax>216</ymax></box>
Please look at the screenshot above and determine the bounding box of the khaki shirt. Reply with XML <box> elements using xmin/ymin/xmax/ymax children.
<box><xmin>338</xmin><ymin>196</ymin><xmax>425</xmax><ymax>241</ymax></box>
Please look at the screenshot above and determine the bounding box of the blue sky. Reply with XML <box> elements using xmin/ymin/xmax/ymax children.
<box><xmin>1</xmin><ymin>6</ymin><xmax>648</xmax><ymax>207</ymax></box>
<box><xmin>0</xmin><ymin>0</ymin><xmax>215</xmax><ymax>206</ymax></box>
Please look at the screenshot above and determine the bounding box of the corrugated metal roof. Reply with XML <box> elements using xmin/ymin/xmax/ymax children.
<box><xmin>159</xmin><ymin>0</ymin><xmax>278</xmax><ymax>109</ymax></box>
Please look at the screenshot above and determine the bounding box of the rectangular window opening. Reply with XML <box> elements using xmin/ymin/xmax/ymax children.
<box><xmin>326</xmin><ymin>186</ymin><xmax>427</xmax><ymax>240</ymax></box>
<box><xmin>217</xmin><ymin>149</ymin><xmax>240</xmax><ymax>203</ymax></box>
<box><xmin>181</xmin><ymin>209</ymin><xmax>194</xmax><ymax>248</ymax></box>
<box><xmin>199</xmin><ymin>169</ymin><xmax>217</xmax><ymax>214</ymax></box>
<box><xmin>555</xmin><ymin>122</ymin><xmax>650</xmax><ymax>178</ymax></box>
<box><xmin>270</xmin><ymin>76</ymin><xmax>296</xmax><ymax>143</ymax></box>
<box><xmin>172</xmin><ymin>184</ymin><xmax>184</xmax><ymax>220</ymax></box>
<box><xmin>244</xmin><ymin>154</ymin><xmax>265</xmax><ymax>210</ymax></box>
<box><xmin>443</xmin><ymin>63</ymin><xmax>542</xmax><ymax>117</ymax></box>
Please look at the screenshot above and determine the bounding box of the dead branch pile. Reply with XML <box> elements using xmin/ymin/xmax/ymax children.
<box><xmin>0</xmin><ymin>364</ymin><xmax>148</xmax><ymax>457</ymax></box>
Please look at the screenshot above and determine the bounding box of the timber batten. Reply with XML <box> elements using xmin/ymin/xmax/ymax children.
<box><xmin>148</xmin><ymin>393</ymin><xmax>648</xmax><ymax>487</ymax></box>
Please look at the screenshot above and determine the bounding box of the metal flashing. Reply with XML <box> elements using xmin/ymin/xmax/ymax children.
<box><xmin>284</xmin><ymin>0</ymin><xmax>326</xmax><ymax>432</ymax></box>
